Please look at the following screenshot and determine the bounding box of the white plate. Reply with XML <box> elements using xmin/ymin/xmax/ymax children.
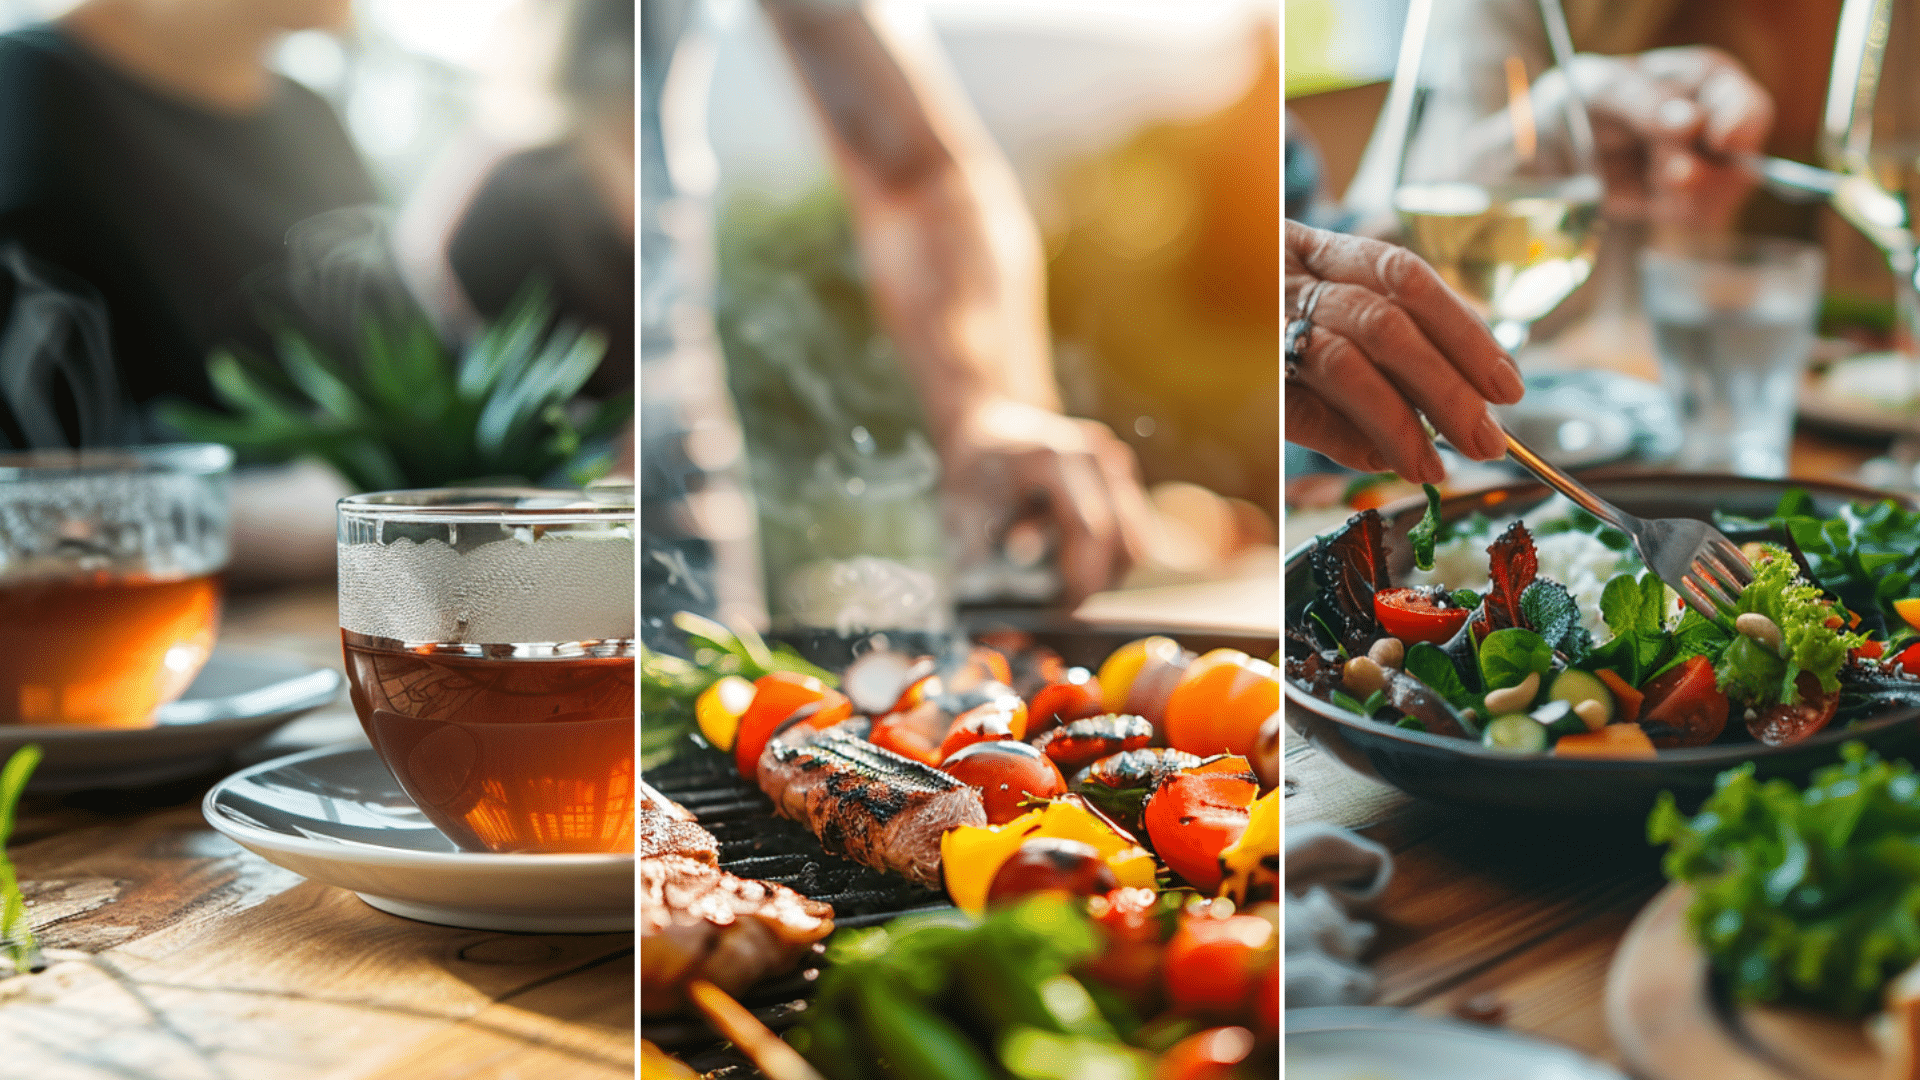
<box><xmin>1800</xmin><ymin>351</ymin><xmax>1920</xmax><ymax>437</ymax></box>
<box><xmin>0</xmin><ymin>650</ymin><xmax>343</xmax><ymax>790</ymax></box>
<box><xmin>203</xmin><ymin>743</ymin><xmax>633</xmax><ymax>933</ymax></box>
<box><xmin>1286</xmin><ymin>1007</ymin><xmax>1628</xmax><ymax>1080</ymax></box>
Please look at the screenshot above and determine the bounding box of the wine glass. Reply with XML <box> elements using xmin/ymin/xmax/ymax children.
<box><xmin>1823</xmin><ymin>0</ymin><xmax>1920</xmax><ymax>426</ymax></box>
<box><xmin>1382</xmin><ymin>0</ymin><xmax>1604</xmax><ymax>357</ymax></box>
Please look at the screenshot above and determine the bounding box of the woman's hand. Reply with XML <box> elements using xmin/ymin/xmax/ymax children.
<box><xmin>1285</xmin><ymin>221</ymin><xmax>1526</xmax><ymax>483</ymax></box>
<box><xmin>1567</xmin><ymin>47</ymin><xmax>1774</xmax><ymax>231</ymax></box>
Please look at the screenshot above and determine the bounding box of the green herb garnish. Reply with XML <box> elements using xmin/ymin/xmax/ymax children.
<box><xmin>639</xmin><ymin>613</ymin><xmax>838</xmax><ymax>769</ymax></box>
<box><xmin>1408</xmin><ymin>483</ymin><xmax>1443</xmax><ymax>572</ymax></box>
<box><xmin>0</xmin><ymin>744</ymin><xmax>41</xmax><ymax>974</ymax></box>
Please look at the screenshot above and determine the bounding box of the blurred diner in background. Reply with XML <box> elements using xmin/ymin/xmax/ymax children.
<box><xmin>0</xmin><ymin>0</ymin><xmax>634</xmax><ymax>585</ymax></box>
<box><xmin>1286</xmin><ymin>0</ymin><xmax>1920</xmax><ymax>546</ymax></box>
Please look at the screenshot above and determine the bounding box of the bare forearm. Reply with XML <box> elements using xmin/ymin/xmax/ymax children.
<box><xmin>764</xmin><ymin>0</ymin><xmax>1059</xmax><ymax>445</ymax></box>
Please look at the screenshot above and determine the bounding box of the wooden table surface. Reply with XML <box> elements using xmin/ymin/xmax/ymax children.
<box><xmin>1282</xmin><ymin>430</ymin><xmax>1889</xmax><ymax>1072</ymax></box>
<box><xmin>0</xmin><ymin>583</ymin><xmax>635</xmax><ymax>1080</ymax></box>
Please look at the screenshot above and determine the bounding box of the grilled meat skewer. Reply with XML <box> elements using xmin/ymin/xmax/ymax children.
<box><xmin>640</xmin><ymin>779</ymin><xmax>719</xmax><ymax>864</ymax></box>
<box><xmin>759</xmin><ymin>730</ymin><xmax>987</xmax><ymax>888</ymax></box>
<box><xmin>639</xmin><ymin>786</ymin><xmax>835</xmax><ymax>1015</ymax></box>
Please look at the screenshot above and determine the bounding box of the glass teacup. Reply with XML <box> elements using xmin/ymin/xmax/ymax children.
<box><xmin>0</xmin><ymin>444</ymin><xmax>231</xmax><ymax>728</ymax></box>
<box><xmin>337</xmin><ymin>488</ymin><xmax>635</xmax><ymax>854</ymax></box>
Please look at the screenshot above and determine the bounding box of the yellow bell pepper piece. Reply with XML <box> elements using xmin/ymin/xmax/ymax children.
<box><xmin>694</xmin><ymin>675</ymin><xmax>755</xmax><ymax>752</ymax></box>
<box><xmin>1218</xmin><ymin>787</ymin><xmax>1278</xmax><ymax>905</ymax></box>
<box><xmin>941</xmin><ymin>797</ymin><xmax>1157</xmax><ymax>915</ymax></box>
<box><xmin>1896</xmin><ymin>597</ymin><xmax>1920</xmax><ymax>635</ymax></box>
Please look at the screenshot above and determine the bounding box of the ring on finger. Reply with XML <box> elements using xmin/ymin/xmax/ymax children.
<box><xmin>1284</xmin><ymin>279</ymin><xmax>1326</xmax><ymax>380</ymax></box>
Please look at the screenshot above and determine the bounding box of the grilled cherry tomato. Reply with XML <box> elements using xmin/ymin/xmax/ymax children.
<box><xmin>870</xmin><ymin>702</ymin><xmax>947</xmax><ymax>767</ymax></box>
<box><xmin>1070</xmin><ymin>747</ymin><xmax>1203</xmax><ymax>832</ymax></box>
<box><xmin>1097</xmin><ymin>636</ymin><xmax>1192</xmax><ymax>725</ymax></box>
<box><xmin>1637</xmin><ymin>654</ymin><xmax>1728</xmax><ymax>749</ymax></box>
<box><xmin>942</xmin><ymin>740</ymin><xmax>1064</xmax><ymax>823</ymax></box>
<box><xmin>1162</xmin><ymin>912</ymin><xmax>1275</xmax><ymax>1015</ymax></box>
<box><xmin>984</xmin><ymin>837</ymin><xmax>1118</xmax><ymax>906</ymax></box>
<box><xmin>733</xmin><ymin>672</ymin><xmax>851</xmax><ymax>777</ymax></box>
<box><xmin>1749</xmin><ymin>671</ymin><xmax>1840</xmax><ymax>747</ymax></box>
<box><xmin>1143</xmin><ymin>758</ymin><xmax>1258</xmax><ymax>891</ymax></box>
<box><xmin>1163</xmin><ymin>649</ymin><xmax>1280</xmax><ymax>759</ymax></box>
<box><xmin>1034</xmin><ymin>713</ymin><xmax>1154</xmax><ymax>772</ymax></box>
<box><xmin>948</xmin><ymin>646</ymin><xmax>1014</xmax><ymax>695</ymax></box>
<box><xmin>938</xmin><ymin>698</ymin><xmax>1028</xmax><ymax>762</ymax></box>
<box><xmin>1026</xmin><ymin>669</ymin><xmax>1104</xmax><ymax>739</ymax></box>
<box><xmin>1082</xmin><ymin>887</ymin><xmax>1167</xmax><ymax>999</ymax></box>
<box><xmin>1371</xmin><ymin>587</ymin><xmax>1468</xmax><ymax>646</ymax></box>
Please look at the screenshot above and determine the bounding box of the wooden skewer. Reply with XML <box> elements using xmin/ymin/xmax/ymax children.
<box><xmin>685</xmin><ymin>978</ymin><xmax>827</xmax><ymax>1080</ymax></box>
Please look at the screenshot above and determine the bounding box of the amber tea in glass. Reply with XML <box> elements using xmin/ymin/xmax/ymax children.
<box><xmin>0</xmin><ymin>446</ymin><xmax>231</xmax><ymax>727</ymax></box>
<box><xmin>337</xmin><ymin>488</ymin><xmax>634</xmax><ymax>855</ymax></box>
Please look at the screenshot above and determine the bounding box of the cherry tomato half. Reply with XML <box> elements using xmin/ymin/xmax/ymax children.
<box><xmin>1143</xmin><ymin>761</ymin><xmax>1258</xmax><ymax>892</ymax></box>
<box><xmin>1638</xmin><ymin>655</ymin><xmax>1728</xmax><ymax>749</ymax></box>
<box><xmin>1898</xmin><ymin>641</ymin><xmax>1920</xmax><ymax>674</ymax></box>
<box><xmin>941</xmin><ymin>740</ymin><xmax>1066</xmax><ymax>823</ymax></box>
<box><xmin>1372</xmin><ymin>587</ymin><xmax>1469</xmax><ymax>646</ymax></box>
<box><xmin>1748</xmin><ymin>671</ymin><xmax>1840</xmax><ymax>747</ymax></box>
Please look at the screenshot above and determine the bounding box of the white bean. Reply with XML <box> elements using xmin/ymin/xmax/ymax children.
<box><xmin>1483</xmin><ymin>671</ymin><xmax>1541</xmax><ymax>715</ymax></box>
<box><xmin>1735</xmin><ymin>612</ymin><xmax>1785</xmax><ymax>655</ymax></box>
<box><xmin>1368</xmin><ymin>637</ymin><xmax>1406</xmax><ymax>670</ymax></box>
<box><xmin>1343</xmin><ymin>655</ymin><xmax>1388</xmax><ymax>698</ymax></box>
<box><xmin>1573</xmin><ymin>699</ymin><xmax>1608</xmax><ymax>730</ymax></box>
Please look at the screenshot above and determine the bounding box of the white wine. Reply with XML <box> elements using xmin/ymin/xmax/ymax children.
<box><xmin>1393</xmin><ymin>176</ymin><xmax>1603</xmax><ymax>327</ymax></box>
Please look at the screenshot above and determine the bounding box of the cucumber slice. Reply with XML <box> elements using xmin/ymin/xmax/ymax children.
<box><xmin>1482</xmin><ymin>713</ymin><xmax>1548</xmax><ymax>753</ymax></box>
<box><xmin>1549</xmin><ymin>669</ymin><xmax>1614</xmax><ymax>729</ymax></box>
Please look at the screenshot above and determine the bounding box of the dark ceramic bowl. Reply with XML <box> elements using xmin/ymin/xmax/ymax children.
<box><xmin>1284</xmin><ymin>472</ymin><xmax>1920</xmax><ymax>816</ymax></box>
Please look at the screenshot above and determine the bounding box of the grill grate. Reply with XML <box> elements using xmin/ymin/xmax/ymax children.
<box><xmin>640</xmin><ymin>620</ymin><xmax>1279</xmax><ymax>1063</ymax></box>
<box><xmin>639</xmin><ymin>737</ymin><xmax>949</xmax><ymax>1053</ymax></box>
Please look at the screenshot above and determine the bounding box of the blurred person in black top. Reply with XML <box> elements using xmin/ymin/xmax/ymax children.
<box><xmin>447</xmin><ymin>0</ymin><xmax>633</xmax><ymax>400</ymax></box>
<box><xmin>0</xmin><ymin>0</ymin><xmax>374</xmax><ymax>446</ymax></box>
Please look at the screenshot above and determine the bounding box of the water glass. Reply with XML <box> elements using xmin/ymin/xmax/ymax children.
<box><xmin>1640</xmin><ymin>236</ymin><xmax>1824</xmax><ymax>478</ymax></box>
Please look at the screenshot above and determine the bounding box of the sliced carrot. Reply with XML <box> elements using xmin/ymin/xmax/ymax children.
<box><xmin>1554</xmin><ymin>723</ymin><xmax>1657</xmax><ymax>759</ymax></box>
<box><xmin>1595</xmin><ymin>669</ymin><xmax>1643</xmax><ymax>725</ymax></box>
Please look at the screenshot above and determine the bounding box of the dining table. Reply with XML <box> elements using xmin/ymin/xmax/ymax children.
<box><xmin>1282</xmin><ymin>424</ymin><xmax>1890</xmax><ymax>1071</ymax></box>
<box><xmin>0</xmin><ymin>582</ymin><xmax>634</xmax><ymax>1080</ymax></box>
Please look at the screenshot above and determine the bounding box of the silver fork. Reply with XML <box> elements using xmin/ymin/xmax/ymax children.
<box><xmin>1502</xmin><ymin>428</ymin><xmax>1755</xmax><ymax>621</ymax></box>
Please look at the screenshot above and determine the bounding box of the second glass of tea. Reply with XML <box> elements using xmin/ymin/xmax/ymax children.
<box><xmin>338</xmin><ymin>488</ymin><xmax>635</xmax><ymax>855</ymax></box>
<box><xmin>0</xmin><ymin>444</ymin><xmax>230</xmax><ymax>728</ymax></box>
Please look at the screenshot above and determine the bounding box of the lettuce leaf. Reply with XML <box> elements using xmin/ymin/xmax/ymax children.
<box><xmin>1715</xmin><ymin>545</ymin><xmax>1865</xmax><ymax>705</ymax></box>
<box><xmin>1650</xmin><ymin>744</ymin><xmax>1920</xmax><ymax>1017</ymax></box>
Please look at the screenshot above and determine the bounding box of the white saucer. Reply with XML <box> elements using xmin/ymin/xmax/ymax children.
<box><xmin>1287</xmin><ymin>1007</ymin><xmax>1628</xmax><ymax>1080</ymax></box>
<box><xmin>203</xmin><ymin>743</ymin><xmax>633</xmax><ymax>933</ymax></box>
<box><xmin>0</xmin><ymin>650</ymin><xmax>343</xmax><ymax>790</ymax></box>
